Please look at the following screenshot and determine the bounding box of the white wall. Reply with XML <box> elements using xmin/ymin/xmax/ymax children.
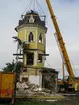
<box><xmin>29</xmin><ymin>75</ymin><xmax>42</xmax><ymax>86</ymax></box>
<box><xmin>20</xmin><ymin>74</ymin><xmax>42</xmax><ymax>87</ymax></box>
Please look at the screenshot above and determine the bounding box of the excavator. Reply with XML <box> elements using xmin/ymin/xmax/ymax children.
<box><xmin>45</xmin><ymin>0</ymin><xmax>79</xmax><ymax>92</ymax></box>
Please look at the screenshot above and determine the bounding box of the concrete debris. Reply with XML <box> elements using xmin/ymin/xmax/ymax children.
<box><xmin>16</xmin><ymin>81</ymin><xmax>64</xmax><ymax>100</ymax></box>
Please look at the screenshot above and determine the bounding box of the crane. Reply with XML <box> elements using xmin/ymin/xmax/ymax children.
<box><xmin>45</xmin><ymin>0</ymin><xmax>79</xmax><ymax>92</ymax></box>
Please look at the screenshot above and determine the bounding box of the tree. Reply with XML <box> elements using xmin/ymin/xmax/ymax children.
<box><xmin>2</xmin><ymin>61</ymin><xmax>23</xmax><ymax>74</ymax></box>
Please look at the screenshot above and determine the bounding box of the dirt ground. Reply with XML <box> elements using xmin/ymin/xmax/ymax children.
<box><xmin>0</xmin><ymin>94</ymin><xmax>79</xmax><ymax>105</ymax></box>
<box><xmin>14</xmin><ymin>97</ymin><xmax>79</xmax><ymax>105</ymax></box>
<box><xmin>53</xmin><ymin>94</ymin><xmax>79</xmax><ymax>105</ymax></box>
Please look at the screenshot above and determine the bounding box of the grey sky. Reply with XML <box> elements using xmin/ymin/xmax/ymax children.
<box><xmin>0</xmin><ymin>0</ymin><xmax>79</xmax><ymax>78</ymax></box>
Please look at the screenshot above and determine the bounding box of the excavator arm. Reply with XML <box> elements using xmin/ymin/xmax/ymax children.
<box><xmin>45</xmin><ymin>0</ymin><xmax>75</xmax><ymax>78</ymax></box>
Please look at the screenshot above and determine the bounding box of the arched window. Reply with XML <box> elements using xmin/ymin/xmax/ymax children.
<box><xmin>39</xmin><ymin>33</ymin><xmax>42</xmax><ymax>43</ymax></box>
<box><xmin>28</xmin><ymin>32</ymin><xmax>33</xmax><ymax>42</ymax></box>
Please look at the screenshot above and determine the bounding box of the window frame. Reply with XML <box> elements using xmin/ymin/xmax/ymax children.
<box><xmin>28</xmin><ymin>32</ymin><xmax>34</xmax><ymax>42</ymax></box>
<box><xmin>38</xmin><ymin>54</ymin><xmax>43</xmax><ymax>63</ymax></box>
<box><xmin>38</xmin><ymin>33</ymin><xmax>43</xmax><ymax>44</ymax></box>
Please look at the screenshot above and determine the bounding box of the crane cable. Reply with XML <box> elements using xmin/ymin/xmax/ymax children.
<box><xmin>35</xmin><ymin>0</ymin><xmax>45</xmax><ymax>15</ymax></box>
<box><xmin>33</xmin><ymin>0</ymin><xmax>35</xmax><ymax>11</ymax></box>
<box><xmin>45</xmin><ymin>59</ymin><xmax>52</xmax><ymax>68</ymax></box>
<box><xmin>54</xmin><ymin>33</ymin><xmax>77</xmax><ymax>76</ymax></box>
<box><xmin>22</xmin><ymin>0</ymin><xmax>33</xmax><ymax>15</ymax></box>
<box><xmin>21</xmin><ymin>0</ymin><xmax>45</xmax><ymax>16</ymax></box>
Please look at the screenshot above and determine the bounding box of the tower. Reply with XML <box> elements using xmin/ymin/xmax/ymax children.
<box><xmin>15</xmin><ymin>10</ymin><xmax>47</xmax><ymax>68</ymax></box>
<box><xmin>15</xmin><ymin>10</ymin><xmax>47</xmax><ymax>85</ymax></box>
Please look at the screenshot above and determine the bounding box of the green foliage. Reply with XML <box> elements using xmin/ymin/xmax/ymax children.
<box><xmin>13</xmin><ymin>100</ymin><xmax>79</xmax><ymax>105</ymax></box>
<box><xmin>2</xmin><ymin>61</ymin><xmax>23</xmax><ymax>73</ymax></box>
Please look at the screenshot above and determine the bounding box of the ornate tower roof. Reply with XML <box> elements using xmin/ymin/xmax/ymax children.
<box><xmin>15</xmin><ymin>10</ymin><xmax>47</xmax><ymax>32</ymax></box>
<box><xmin>20</xmin><ymin>10</ymin><xmax>45</xmax><ymax>25</ymax></box>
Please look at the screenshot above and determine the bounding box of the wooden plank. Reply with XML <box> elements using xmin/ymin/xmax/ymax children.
<box><xmin>13</xmin><ymin>54</ymin><xmax>23</xmax><ymax>56</ymax></box>
<box><xmin>40</xmin><ymin>54</ymin><xmax>49</xmax><ymax>56</ymax></box>
<box><xmin>18</xmin><ymin>58</ymin><xmax>23</xmax><ymax>59</ymax></box>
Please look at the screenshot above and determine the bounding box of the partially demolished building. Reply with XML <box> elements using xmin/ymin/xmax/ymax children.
<box><xmin>14</xmin><ymin>10</ymin><xmax>58</xmax><ymax>91</ymax></box>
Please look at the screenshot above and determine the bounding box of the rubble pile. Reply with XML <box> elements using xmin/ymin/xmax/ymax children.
<box><xmin>16</xmin><ymin>81</ymin><xmax>63</xmax><ymax>99</ymax></box>
<box><xmin>16</xmin><ymin>81</ymin><xmax>51</xmax><ymax>97</ymax></box>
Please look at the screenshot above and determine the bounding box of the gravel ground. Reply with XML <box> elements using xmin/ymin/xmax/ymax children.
<box><xmin>0</xmin><ymin>94</ymin><xmax>79</xmax><ymax>105</ymax></box>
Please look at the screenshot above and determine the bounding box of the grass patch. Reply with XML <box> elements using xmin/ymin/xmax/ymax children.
<box><xmin>14</xmin><ymin>100</ymin><xmax>79</xmax><ymax>105</ymax></box>
<box><xmin>0</xmin><ymin>98</ymin><xmax>79</xmax><ymax>105</ymax></box>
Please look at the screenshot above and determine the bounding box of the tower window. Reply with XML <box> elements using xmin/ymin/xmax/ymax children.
<box><xmin>29</xmin><ymin>15</ymin><xmax>35</xmax><ymax>23</ymax></box>
<box><xmin>28</xmin><ymin>32</ymin><xmax>34</xmax><ymax>42</ymax></box>
<box><xmin>27</xmin><ymin>53</ymin><xmax>34</xmax><ymax>65</ymax></box>
<box><xmin>38</xmin><ymin>54</ymin><xmax>42</xmax><ymax>63</ymax></box>
<box><xmin>39</xmin><ymin>34</ymin><xmax>42</xmax><ymax>43</ymax></box>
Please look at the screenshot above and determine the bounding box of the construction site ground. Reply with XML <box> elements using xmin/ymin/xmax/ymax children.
<box><xmin>14</xmin><ymin>97</ymin><xmax>79</xmax><ymax>105</ymax></box>
<box><xmin>0</xmin><ymin>93</ymin><xmax>79</xmax><ymax>105</ymax></box>
<box><xmin>0</xmin><ymin>82</ymin><xmax>79</xmax><ymax>105</ymax></box>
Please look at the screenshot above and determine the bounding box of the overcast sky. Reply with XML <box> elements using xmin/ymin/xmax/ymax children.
<box><xmin>0</xmin><ymin>0</ymin><xmax>79</xmax><ymax>78</ymax></box>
